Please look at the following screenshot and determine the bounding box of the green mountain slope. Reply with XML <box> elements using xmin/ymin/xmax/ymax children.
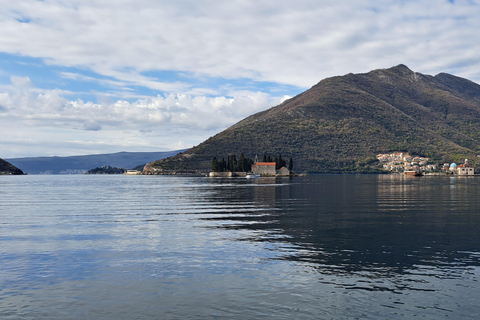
<box><xmin>146</xmin><ymin>65</ymin><xmax>480</xmax><ymax>173</ymax></box>
<box><xmin>0</xmin><ymin>158</ymin><xmax>24</xmax><ymax>175</ymax></box>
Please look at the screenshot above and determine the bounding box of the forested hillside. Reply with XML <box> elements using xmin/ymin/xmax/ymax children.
<box><xmin>146</xmin><ymin>65</ymin><xmax>480</xmax><ymax>173</ymax></box>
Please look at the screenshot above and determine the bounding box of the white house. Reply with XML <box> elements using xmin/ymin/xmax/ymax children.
<box><xmin>457</xmin><ymin>159</ymin><xmax>475</xmax><ymax>176</ymax></box>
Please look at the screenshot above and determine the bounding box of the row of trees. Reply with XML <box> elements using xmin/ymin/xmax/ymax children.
<box><xmin>212</xmin><ymin>153</ymin><xmax>293</xmax><ymax>172</ymax></box>
<box><xmin>211</xmin><ymin>153</ymin><xmax>254</xmax><ymax>172</ymax></box>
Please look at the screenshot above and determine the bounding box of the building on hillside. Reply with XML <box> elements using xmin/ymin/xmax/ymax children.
<box><xmin>251</xmin><ymin>162</ymin><xmax>276</xmax><ymax>176</ymax></box>
<box><xmin>457</xmin><ymin>159</ymin><xmax>475</xmax><ymax>176</ymax></box>
<box><xmin>443</xmin><ymin>163</ymin><xmax>450</xmax><ymax>172</ymax></box>
<box><xmin>377</xmin><ymin>152</ymin><xmax>431</xmax><ymax>173</ymax></box>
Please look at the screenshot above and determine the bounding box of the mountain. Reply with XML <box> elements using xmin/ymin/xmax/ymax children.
<box><xmin>6</xmin><ymin>150</ymin><xmax>186</xmax><ymax>174</ymax></box>
<box><xmin>0</xmin><ymin>158</ymin><xmax>24</xmax><ymax>175</ymax></box>
<box><xmin>146</xmin><ymin>65</ymin><xmax>480</xmax><ymax>173</ymax></box>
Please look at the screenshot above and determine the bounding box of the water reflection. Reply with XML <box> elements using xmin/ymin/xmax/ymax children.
<box><xmin>204</xmin><ymin>175</ymin><xmax>480</xmax><ymax>287</ymax></box>
<box><xmin>3</xmin><ymin>175</ymin><xmax>480</xmax><ymax>318</ymax></box>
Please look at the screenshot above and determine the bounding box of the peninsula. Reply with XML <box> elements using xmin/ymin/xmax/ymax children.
<box><xmin>0</xmin><ymin>158</ymin><xmax>24</xmax><ymax>175</ymax></box>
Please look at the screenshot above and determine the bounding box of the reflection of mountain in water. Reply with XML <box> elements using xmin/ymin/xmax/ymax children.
<box><xmin>203</xmin><ymin>176</ymin><xmax>480</xmax><ymax>283</ymax></box>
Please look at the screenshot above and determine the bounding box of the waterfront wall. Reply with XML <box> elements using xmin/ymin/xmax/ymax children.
<box><xmin>209</xmin><ymin>172</ymin><xmax>247</xmax><ymax>177</ymax></box>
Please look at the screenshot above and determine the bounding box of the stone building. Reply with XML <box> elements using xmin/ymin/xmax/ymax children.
<box><xmin>457</xmin><ymin>159</ymin><xmax>475</xmax><ymax>176</ymax></box>
<box><xmin>277</xmin><ymin>166</ymin><xmax>290</xmax><ymax>176</ymax></box>
<box><xmin>251</xmin><ymin>162</ymin><xmax>276</xmax><ymax>176</ymax></box>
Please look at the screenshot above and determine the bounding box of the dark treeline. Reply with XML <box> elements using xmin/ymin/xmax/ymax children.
<box><xmin>86</xmin><ymin>166</ymin><xmax>126</xmax><ymax>174</ymax></box>
<box><xmin>211</xmin><ymin>153</ymin><xmax>253</xmax><ymax>172</ymax></box>
<box><xmin>212</xmin><ymin>153</ymin><xmax>293</xmax><ymax>172</ymax></box>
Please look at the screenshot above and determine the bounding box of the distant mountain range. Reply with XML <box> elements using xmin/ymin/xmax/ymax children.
<box><xmin>146</xmin><ymin>65</ymin><xmax>480</xmax><ymax>173</ymax></box>
<box><xmin>6</xmin><ymin>150</ymin><xmax>186</xmax><ymax>174</ymax></box>
<box><xmin>0</xmin><ymin>158</ymin><xmax>24</xmax><ymax>175</ymax></box>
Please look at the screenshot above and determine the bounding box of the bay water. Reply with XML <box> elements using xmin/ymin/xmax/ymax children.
<box><xmin>1</xmin><ymin>174</ymin><xmax>480</xmax><ymax>319</ymax></box>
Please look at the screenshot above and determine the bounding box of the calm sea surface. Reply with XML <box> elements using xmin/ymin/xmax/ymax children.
<box><xmin>1</xmin><ymin>174</ymin><xmax>480</xmax><ymax>319</ymax></box>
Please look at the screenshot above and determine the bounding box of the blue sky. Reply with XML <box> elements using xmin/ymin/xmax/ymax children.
<box><xmin>1</xmin><ymin>0</ymin><xmax>480</xmax><ymax>158</ymax></box>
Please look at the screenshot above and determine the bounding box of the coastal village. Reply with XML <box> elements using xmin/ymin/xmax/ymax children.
<box><xmin>376</xmin><ymin>152</ymin><xmax>476</xmax><ymax>176</ymax></box>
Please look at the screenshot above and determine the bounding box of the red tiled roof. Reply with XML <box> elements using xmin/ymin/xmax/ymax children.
<box><xmin>253</xmin><ymin>162</ymin><xmax>276</xmax><ymax>166</ymax></box>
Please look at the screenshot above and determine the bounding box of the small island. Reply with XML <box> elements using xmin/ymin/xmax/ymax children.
<box><xmin>209</xmin><ymin>153</ymin><xmax>293</xmax><ymax>177</ymax></box>
<box><xmin>85</xmin><ymin>166</ymin><xmax>126</xmax><ymax>174</ymax></box>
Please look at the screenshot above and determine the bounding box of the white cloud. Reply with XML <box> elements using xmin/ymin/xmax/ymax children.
<box><xmin>60</xmin><ymin>72</ymin><xmax>128</xmax><ymax>90</ymax></box>
<box><xmin>10</xmin><ymin>76</ymin><xmax>33</xmax><ymax>88</ymax></box>
<box><xmin>83</xmin><ymin>119</ymin><xmax>102</xmax><ymax>131</ymax></box>
<box><xmin>1</xmin><ymin>0</ymin><xmax>480</xmax><ymax>91</ymax></box>
<box><xmin>0</xmin><ymin>79</ymin><xmax>283</xmax><ymax>157</ymax></box>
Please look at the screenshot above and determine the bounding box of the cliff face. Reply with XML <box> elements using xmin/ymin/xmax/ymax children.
<box><xmin>0</xmin><ymin>158</ymin><xmax>24</xmax><ymax>175</ymax></box>
<box><xmin>147</xmin><ymin>65</ymin><xmax>480</xmax><ymax>173</ymax></box>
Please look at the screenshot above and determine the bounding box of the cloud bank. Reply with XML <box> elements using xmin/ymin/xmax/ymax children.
<box><xmin>2</xmin><ymin>0</ymin><xmax>480</xmax><ymax>90</ymax></box>
<box><xmin>0</xmin><ymin>76</ymin><xmax>289</xmax><ymax>157</ymax></box>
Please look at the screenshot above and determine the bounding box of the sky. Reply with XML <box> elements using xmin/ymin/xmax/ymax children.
<box><xmin>1</xmin><ymin>0</ymin><xmax>480</xmax><ymax>158</ymax></box>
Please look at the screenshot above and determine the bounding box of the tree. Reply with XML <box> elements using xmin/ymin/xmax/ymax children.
<box><xmin>226</xmin><ymin>156</ymin><xmax>232</xmax><ymax>172</ymax></box>
<box><xmin>245</xmin><ymin>158</ymin><xmax>253</xmax><ymax>172</ymax></box>
<box><xmin>275</xmin><ymin>154</ymin><xmax>286</xmax><ymax>169</ymax></box>
<box><xmin>211</xmin><ymin>153</ymin><xmax>255</xmax><ymax>172</ymax></box>
<box><xmin>288</xmin><ymin>158</ymin><xmax>293</xmax><ymax>171</ymax></box>
<box><xmin>239</xmin><ymin>153</ymin><xmax>246</xmax><ymax>172</ymax></box>
<box><xmin>212</xmin><ymin>156</ymin><xmax>219</xmax><ymax>172</ymax></box>
<box><xmin>232</xmin><ymin>154</ymin><xmax>237</xmax><ymax>172</ymax></box>
<box><xmin>220</xmin><ymin>158</ymin><xmax>226</xmax><ymax>172</ymax></box>
<box><xmin>226</xmin><ymin>154</ymin><xmax>237</xmax><ymax>172</ymax></box>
